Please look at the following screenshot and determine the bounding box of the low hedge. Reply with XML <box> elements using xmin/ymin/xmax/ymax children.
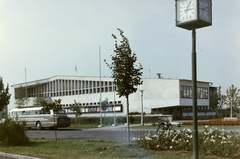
<box><xmin>70</xmin><ymin>117</ymin><xmax>127</xmax><ymax>125</ymax></box>
<box><xmin>70</xmin><ymin>116</ymin><xmax>160</xmax><ymax>125</ymax></box>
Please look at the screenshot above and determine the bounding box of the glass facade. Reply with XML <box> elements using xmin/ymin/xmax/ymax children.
<box><xmin>180</xmin><ymin>85</ymin><xmax>208</xmax><ymax>99</ymax></box>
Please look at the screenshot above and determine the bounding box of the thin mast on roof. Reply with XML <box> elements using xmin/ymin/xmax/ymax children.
<box><xmin>25</xmin><ymin>68</ymin><xmax>27</xmax><ymax>107</ymax></box>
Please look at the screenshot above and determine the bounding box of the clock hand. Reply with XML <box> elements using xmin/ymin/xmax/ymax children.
<box><xmin>186</xmin><ymin>1</ymin><xmax>191</xmax><ymax>9</ymax></box>
<box><xmin>185</xmin><ymin>1</ymin><xmax>192</xmax><ymax>12</ymax></box>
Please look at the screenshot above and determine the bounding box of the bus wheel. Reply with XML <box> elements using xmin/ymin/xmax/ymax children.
<box><xmin>36</xmin><ymin>122</ymin><xmax>42</xmax><ymax>130</ymax></box>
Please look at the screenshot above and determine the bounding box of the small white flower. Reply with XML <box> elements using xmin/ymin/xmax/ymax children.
<box><xmin>170</xmin><ymin>146</ymin><xmax>173</xmax><ymax>149</ymax></box>
<box><xmin>205</xmin><ymin>125</ymin><xmax>208</xmax><ymax>128</ymax></box>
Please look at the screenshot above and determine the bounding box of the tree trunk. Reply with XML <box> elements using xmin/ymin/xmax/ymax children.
<box><xmin>54</xmin><ymin>114</ymin><xmax>57</xmax><ymax>141</ymax></box>
<box><xmin>126</xmin><ymin>96</ymin><xmax>130</xmax><ymax>144</ymax></box>
<box><xmin>76</xmin><ymin>115</ymin><xmax>77</xmax><ymax>127</ymax></box>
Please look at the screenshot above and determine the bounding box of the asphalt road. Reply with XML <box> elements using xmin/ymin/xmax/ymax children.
<box><xmin>25</xmin><ymin>128</ymin><xmax>149</xmax><ymax>142</ymax></box>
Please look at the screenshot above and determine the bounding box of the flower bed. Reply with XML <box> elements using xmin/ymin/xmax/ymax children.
<box><xmin>132</xmin><ymin>126</ymin><xmax>240</xmax><ymax>158</ymax></box>
<box><xmin>182</xmin><ymin>119</ymin><xmax>240</xmax><ymax>125</ymax></box>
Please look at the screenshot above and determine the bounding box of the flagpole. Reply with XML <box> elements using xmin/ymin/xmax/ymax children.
<box><xmin>25</xmin><ymin>68</ymin><xmax>27</xmax><ymax>107</ymax></box>
<box><xmin>75</xmin><ymin>65</ymin><xmax>78</xmax><ymax>76</ymax></box>
<box><xmin>99</xmin><ymin>46</ymin><xmax>103</xmax><ymax>127</ymax></box>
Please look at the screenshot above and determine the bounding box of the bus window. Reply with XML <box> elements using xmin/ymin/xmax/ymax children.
<box><xmin>22</xmin><ymin>111</ymin><xmax>26</xmax><ymax>115</ymax></box>
<box><xmin>54</xmin><ymin>110</ymin><xmax>66</xmax><ymax>114</ymax></box>
<box><xmin>43</xmin><ymin>110</ymin><xmax>50</xmax><ymax>114</ymax></box>
<box><xmin>29</xmin><ymin>110</ymin><xmax>35</xmax><ymax>115</ymax></box>
<box><xmin>35</xmin><ymin>110</ymin><xmax>41</xmax><ymax>114</ymax></box>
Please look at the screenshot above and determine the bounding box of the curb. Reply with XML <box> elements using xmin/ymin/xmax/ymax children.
<box><xmin>0</xmin><ymin>152</ymin><xmax>44</xmax><ymax>159</ymax></box>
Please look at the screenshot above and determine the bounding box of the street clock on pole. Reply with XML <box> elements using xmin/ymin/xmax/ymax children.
<box><xmin>175</xmin><ymin>0</ymin><xmax>212</xmax><ymax>30</ymax></box>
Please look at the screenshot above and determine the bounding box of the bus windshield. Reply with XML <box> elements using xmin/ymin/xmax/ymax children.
<box><xmin>54</xmin><ymin>110</ymin><xmax>66</xmax><ymax>114</ymax></box>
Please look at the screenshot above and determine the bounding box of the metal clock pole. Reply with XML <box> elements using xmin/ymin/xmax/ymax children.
<box><xmin>192</xmin><ymin>28</ymin><xmax>198</xmax><ymax>159</ymax></box>
<box><xmin>176</xmin><ymin>1</ymin><xmax>212</xmax><ymax>158</ymax></box>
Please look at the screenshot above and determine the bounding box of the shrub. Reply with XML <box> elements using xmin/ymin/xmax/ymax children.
<box><xmin>132</xmin><ymin>126</ymin><xmax>240</xmax><ymax>158</ymax></box>
<box><xmin>199</xmin><ymin>126</ymin><xmax>240</xmax><ymax>157</ymax></box>
<box><xmin>0</xmin><ymin>117</ymin><xmax>29</xmax><ymax>146</ymax></box>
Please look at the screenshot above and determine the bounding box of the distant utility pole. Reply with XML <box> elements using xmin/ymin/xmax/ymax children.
<box><xmin>75</xmin><ymin>65</ymin><xmax>78</xmax><ymax>76</ymax></box>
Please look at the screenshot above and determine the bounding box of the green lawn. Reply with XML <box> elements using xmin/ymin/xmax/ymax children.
<box><xmin>0</xmin><ymin>139</ymin><xmax>227</xmax><ymax>159</ymax></box>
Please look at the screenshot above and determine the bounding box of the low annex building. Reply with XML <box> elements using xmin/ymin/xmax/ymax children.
<box><xmin>11</xmin><ymin>75</ymin><xmax>217</xmax><ymax>120</ymax></box>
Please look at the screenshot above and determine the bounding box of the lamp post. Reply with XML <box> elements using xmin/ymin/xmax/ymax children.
<box><xmin>140</xmin><ymin>90</ymin><xmax>144</xmax><ymax>126</ymax></box>
<box><xmin>112</xmin><ymin>85</ymin><xmax>117</xmax><ymax>126</ymax></box>
<box><xmin>231</xmin><ymin>97</ymin><xmax>233</xmax><ymax>118</ymax></box>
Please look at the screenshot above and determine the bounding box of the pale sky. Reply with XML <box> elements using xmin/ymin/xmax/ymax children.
<box><xmin>0</xmin><ymin>0</ymin><xmax>240</xmax><ymax>109</ymax></box>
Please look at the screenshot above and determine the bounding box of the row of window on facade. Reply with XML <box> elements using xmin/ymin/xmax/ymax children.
<box><xmin>65</xmin><ymin>105</ymin><xmax>122</xmax><ymax>114</ymax></box>
<box><xmin>24</xmin><ymin>80</ymin><xmax>116</xmax><ymax>97</ymax></box>
<box><xmin>62</xmin><ymin>101</ymin><xmax>122</xmax><ymax>107</ymax></box>
<box><xmin>180</xmin><ymin>86</ymin><xmax>208</xmax><ymax>99</ymax></box>
<box><xmin>152</xmin><ymin>106</ymin><xmax>214</xmax><ymax>113</ymax></box>
<box><xmin>182</xmin><ymin>106</ymin><xmax>215</xmax><ymax>112</ymax></box>
<box><xmin>45</xmin><ymin>80</ymin><xmax>114</xmax><ymax>92</ymax></box>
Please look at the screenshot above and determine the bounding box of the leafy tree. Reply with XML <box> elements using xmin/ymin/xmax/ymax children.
<box><xmin>70</xmin><ymin>100</ymin><xmax>82</xmax><ymax>127</ymax></box>
<box><xmin>101</xmin><ymin>98</ymin><xmax>109</xmax><ymax>125</ymax></box>
<box><xmin>225</xmin><ymin>84</ymin><xmax>240</xmax><ymax>116</ymax></box>
<box><xmin>14</xmin><ymin>85</ymin><xmax>29</xmax><ymax>108</ymax></box>
<box><xmin>41</xmin><ymin>99</ymin><xmax>62</xmax><ymax>141</ymax></box>
<box><xmin>101</xmin><ymin>98</ymin><xmax>109</xmax><ymax>112</ymax></box>
<box><xmin>210</xmin><ymin>86</ymin><xmax>225</xmax><ymax>109</ymax></box>
<box><xmin>106</xmin><ymin>28</ymin><xmax>143</xmax><ymax>143</ymax></box>
<box><xmin>41</xmin><ymin>99</ymin><xmax>62</xmax><ymax>112</ymax></box>
<box><xmin>0</xmin><ymin>77</ymin><xmax>11</xmax><ymax>112</ymax></box>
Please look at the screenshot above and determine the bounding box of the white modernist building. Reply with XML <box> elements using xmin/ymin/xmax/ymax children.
<box><xmin>11</xmin><ymin>75</ymin><xmax>217</xmax><ymax>120</ymax></box>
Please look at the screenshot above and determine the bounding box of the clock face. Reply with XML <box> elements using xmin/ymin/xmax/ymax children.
<box><xmin>177</xmin><ymin>0</ymin><xmax>197</xmax><ymax>24</ymax></box>
<box><xmin>176</xmin><ymin>0</ymin><xmax>212</xmax><ymax>30</ymax></box>
<box><xmin>199</xmin><ymin>0</ymin><xmax>210</xmax><ymax>22</ymax></box>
